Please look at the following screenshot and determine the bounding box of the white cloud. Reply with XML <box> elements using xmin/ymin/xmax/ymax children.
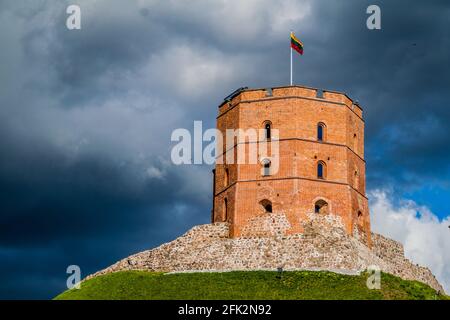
<box><xmin>143</xmin><ymin>45</ymin><xmax>245</xmax><ymax>99</ymax></box>
<box><xmin>146</xmin><ymin>166</ymin><xmax>164</xmax><ymax>180</ymax></box>
<box><xmin>370</xmin><ymin>190</ymin><xmax>450</xmax><ymax>293</ymax></box>
<box><xmin>269</xmin><ymin>0</ymin><xmax>312</xmax><ymax>34</ymax></box>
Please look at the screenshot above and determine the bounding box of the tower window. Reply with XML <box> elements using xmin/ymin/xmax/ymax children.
<box><xmin>317</xmin><ymin>161</ymin><xmax>326</xmax><ymax>179</ymax></box>
<box><xmin>260</xmin><ymin>199</ymin><xmax>273</xmax><ymax>213</ymax></box>
<box><xmin>357</xmin><ymin>210</ymin><xmax>363</xmax><ymax>226</ymax></box>
<box><xmin>262</xmin><ymin>159</ymin><xmax>271</xmax><ymax>176</ymax></box>
<box><xmin>264</xmin><ymin>122</ymin><xmax>271</xmax><ymax>140</ymax></box>
<box><xmin>314</xmin><ymin>199</ymin><xmax>329</xmax><ymax>214</ymax></box>
<box><xmin>317</xmin><ymin>122</ymin><xmax>326</xmax><ymax>141</ymax></box>
<box><xmin>223</xmin><ymin>198</ymin><xmax>228</xmax><ymax>222</ymax></box>
<box><xmin>224</xmin><ymin>168</ymin><xmax>229</xmax><ymax>186</ymax></box>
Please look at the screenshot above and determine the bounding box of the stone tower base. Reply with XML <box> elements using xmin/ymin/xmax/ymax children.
<box><xmin>88</xmin><ymin>213</ymin><xmax>444</xmax><ymax>293</ymax></box>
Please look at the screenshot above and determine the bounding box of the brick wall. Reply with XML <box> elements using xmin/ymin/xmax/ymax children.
<box><xmin>213</xmin><ymin>85</ymin><xmax>370</xmax><ymax>244</ymax></box>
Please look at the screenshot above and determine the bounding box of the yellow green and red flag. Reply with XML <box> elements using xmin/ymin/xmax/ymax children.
<box><xmin>291</xmin><ymin>33</ymin><xmax>303</xmax><ymax>55</ymax></box>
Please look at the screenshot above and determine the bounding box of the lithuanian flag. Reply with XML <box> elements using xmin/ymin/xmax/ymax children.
<box><xmin>291</xmin><ymin>33</ymin><xmax>303</xmax><ymax>55</ymax></box>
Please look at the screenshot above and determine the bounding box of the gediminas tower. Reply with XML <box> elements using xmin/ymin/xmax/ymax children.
<box><xmin>212</xmin><ymin>85</ymin><xmax>371</xmax><ymax>245</ymax></box>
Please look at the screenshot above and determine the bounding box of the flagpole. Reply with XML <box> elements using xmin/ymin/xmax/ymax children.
<box><xmin>290</xmin><ymin>31</ymin><xmax>293</xmax><ymax>86</ymax></box>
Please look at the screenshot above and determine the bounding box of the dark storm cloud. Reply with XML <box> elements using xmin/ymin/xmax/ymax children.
<box><xmin>0</xmin><ymin>0</ymin><xmax>449</xmax><ymax>298</ymax></box>
<box><xmin>0</xmin><ymin>118</ymin><xmax>210</xmax><ymax>298</ymax></box>
<box><xmin>289</xmin><ymin>0</ymin><xmax>450</xmax><ymax>190</ymax></box>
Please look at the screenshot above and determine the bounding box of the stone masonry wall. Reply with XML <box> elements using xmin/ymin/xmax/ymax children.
<box><xmin>88</xmin><ymin>213</ymin><xmax>444</xmax><ymax>293</ymax></box>
<box><xmin>370</xmin><ymin>233</ymin><xmax>443</xmax><ymax>292</ymax></box>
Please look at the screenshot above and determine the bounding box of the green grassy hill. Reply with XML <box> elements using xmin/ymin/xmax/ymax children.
<box><xmin>55</xmin><ymin>270</ymin><xmax>447</xmax><ymax>300</ymax></box>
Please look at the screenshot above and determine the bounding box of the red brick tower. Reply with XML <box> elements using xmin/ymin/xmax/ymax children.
<box><xmin>212</xmin><ymin>85</ymin><xmax>371</xmax><ymax>245</ymax></box>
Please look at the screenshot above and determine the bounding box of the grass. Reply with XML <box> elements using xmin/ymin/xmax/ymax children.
<box><xmin>55</xmin><ymin>270</ymin><xmax>448</xmax><ymax>300</ymax></box>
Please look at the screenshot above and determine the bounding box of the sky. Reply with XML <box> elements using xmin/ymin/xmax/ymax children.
<box><xmin>0</xmin><ymin>0</ymin><xmax>449</xmax><ymax>299</ymax></box>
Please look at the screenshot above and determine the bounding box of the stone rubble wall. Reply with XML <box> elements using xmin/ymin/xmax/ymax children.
<box><xmin>370</xmin><ymin>233</ymin><xmax>443</xmax><ymax>292</ymax></box>
<box><xmin>240</xmin><ymin>212</ymin><xmax>292</xmax><ymax>238</ymax></box>
<box><xmin>88</xmin><ymin>213</ymin><xmax>444</xmax><ymax>293</ymax></box>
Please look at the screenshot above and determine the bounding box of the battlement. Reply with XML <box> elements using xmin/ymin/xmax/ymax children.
<box><xmin>218</xmin><ymin>85</ymin><xmax>363</xmax><ymax>118</ymax></box>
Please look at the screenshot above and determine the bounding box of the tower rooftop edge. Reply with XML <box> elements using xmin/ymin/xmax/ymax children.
<box><xmin>218</xmin><ymin>85</ymin><xmax>362</xmax><ymax>113</ymax></box>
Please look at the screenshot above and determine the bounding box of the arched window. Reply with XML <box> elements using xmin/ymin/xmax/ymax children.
<box><xmin>224</xmin><ymin>168</ymin><xmax>229</xmax><ymax>186</ymax></box>
<box><xmin>317</xmin><ymin>161</ymin><xmax>326</xmax><ymax>179</ymax></box>
<box><xmin>315</xmin><ymin>199</ymin><xmax>329</xmax><ymax>214</ymax></box>
<box><xmin>264</xmin><ymin>121</ymin><xmax>271</xmax><ymax>140</ymax></box>
<box><xmin>317</xmin><ymin>123</ymin><xmax>326</xmax><ymax>141</ymax></box>
<box><xmin>353</xmin><ymin>133</ymin><xmax>358</xmax><ymax>153</ymax></box>
<box><xmin>262</xmin><ymin>159</ymin><xmax>271</xmax><ymax>176</ymax></box>
<box><xmin>354</xmin><ymin>170</ymin><xmax>359</xmax><ymax>189</ymax></box>
<box><xmin>260</xmin><ymin>199</ymin><xmax>273</xmax><ymax>213</ymax></box>
<box><xmin>223</xmin><ymin>198</ymin><xmax>228</xmax><ymax>222</ymax></box>
<box><xmin>357</xmin><ymin>210</ymin><xmax>363</xmax><ymax>225</ymax></box>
